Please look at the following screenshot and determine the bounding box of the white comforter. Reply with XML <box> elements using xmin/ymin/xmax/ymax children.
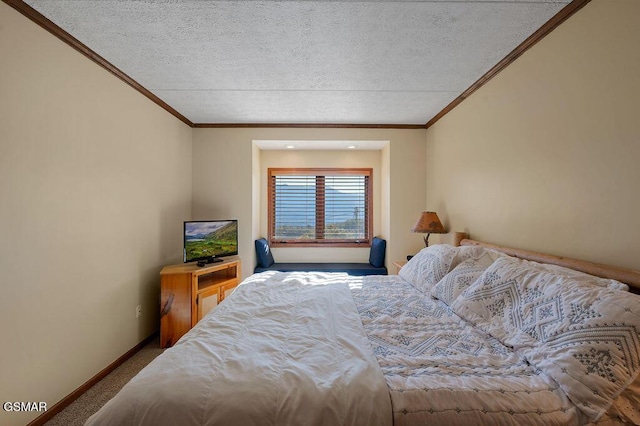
<box><xmin>86</xmin><ymin>271</ymin><xmax>392</xmax><ymax>426</ymax></box>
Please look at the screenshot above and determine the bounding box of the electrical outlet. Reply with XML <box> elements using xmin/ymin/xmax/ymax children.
<box><xmin>136</xmin><ymin>305</ymin><xmax>142</xmax><ymax>318</ymax></box>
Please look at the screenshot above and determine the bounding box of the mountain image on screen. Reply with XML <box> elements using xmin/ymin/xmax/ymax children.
<box><xmin>185</xmin><ymin>221</ymin><xmax>238</xmax><ymax>261</ymax></box>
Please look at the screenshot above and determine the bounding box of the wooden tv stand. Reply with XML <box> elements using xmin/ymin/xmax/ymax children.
<box><xmin>160</xmin><ymin>256</ymin><xmax>241</xmax><ymax>348</ymax></box>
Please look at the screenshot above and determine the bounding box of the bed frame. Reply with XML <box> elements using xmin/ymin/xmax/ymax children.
<box><xmin>453</xmin><ymin>232</ymin><xmax>640</xmax><ymax>293</ymax></box>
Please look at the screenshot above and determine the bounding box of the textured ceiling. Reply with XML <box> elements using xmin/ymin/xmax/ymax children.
<box><xmin>24</xmin><ymin>0</ymin><xmax>570</xmax><ymax>125</ymax></box>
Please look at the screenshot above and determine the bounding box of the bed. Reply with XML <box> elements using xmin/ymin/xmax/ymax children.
<box><xmin>86</xmin><ymin>237</ymin><xmax>640</xmax><ymax>426</ymax></box>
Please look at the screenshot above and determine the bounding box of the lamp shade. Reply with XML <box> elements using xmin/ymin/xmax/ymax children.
<box><xmin>411</xmin><ymin>211</ymin><xmax>446</xmax><ymax>234</ymax></box>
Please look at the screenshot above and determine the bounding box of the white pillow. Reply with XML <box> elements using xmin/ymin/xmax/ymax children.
<box><xmin>398</xmin><ymin>244</ymin><xmax>458</xmax><ymax>293</ymax></box>
<box><xmin>522</xmin><ymin>259</ymin><xmax>629</xmax><ymax>291</ymax></box>
<box><xmin>430</xmin><ymin>254</ymin><xmax>494</xmax><ymax>305</ymax></box>
<box><xmin>449</xmin><ymin>245</ymin><xmax>505</xmax><ymax>270</ymax></box>
<box><xmin>450</xmin><ymin>256</ymin><xmax>640</xmax><ymax>422</ymax></box>
<box><xmin>453</xmin><ymin>246</ymin><xmax>628</xmax><ymax>291</ymax></box>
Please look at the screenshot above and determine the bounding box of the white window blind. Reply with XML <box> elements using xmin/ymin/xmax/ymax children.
<box><xmin>268</xmin><ymin>169</ymin><xmax>372</xmax><ymax>246</ymax></box>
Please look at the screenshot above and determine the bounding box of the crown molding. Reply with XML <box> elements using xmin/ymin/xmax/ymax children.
<box><xmin>3</xmin><ymin>0</ymin><xmax>194</xmax><ymax>127</ymax></box>
<box><xmin>193</xmin><ymin>123</ymin><xmax>425</xmax><ymax>129</ymax></box>
<box><xmin>425</xmin><ymin>0</ymin><xmax>592</xmax><ymax>129</ymax></box>
<box><xmin>5</xmin><ymin>0</ymin><xmax>590</xmax><ymax>131</ymax></box>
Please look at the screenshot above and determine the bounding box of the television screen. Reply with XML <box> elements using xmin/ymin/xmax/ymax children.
<box><xmin>183</xmin><ymin>220</ymin><xmax>238</xmax><ymax>263</ymax></box>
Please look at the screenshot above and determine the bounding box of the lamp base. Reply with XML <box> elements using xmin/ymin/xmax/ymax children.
<box><xmin>423</xmin><ymin>233</ymin><xmax>431</xmax><ymax>247</ymax></box>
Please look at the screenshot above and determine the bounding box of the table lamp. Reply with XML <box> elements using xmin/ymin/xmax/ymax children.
<box><xmin>411</xmin><ymin>211</ymin><xmax>446</xmax><ymax>247</ymax></box>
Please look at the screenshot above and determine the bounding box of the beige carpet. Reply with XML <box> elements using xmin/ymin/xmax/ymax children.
<box><xmin>45</xmin><ymin>337</ymin><xmax>164</xmax><ymax>425</ymax></box>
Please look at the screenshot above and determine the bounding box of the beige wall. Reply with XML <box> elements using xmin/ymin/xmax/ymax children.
<box><xmin>426</xmin><ymin>0</ymin><xmax>640</xmax><ymax>270</ymax></box>
<box><xmin>389</xmin><ymin>133</ymin><xmax>428</xmax><ymax>263</ymax></box>
<box><xmin>192</xmin><ymin>128</ymin><xmax>427</xmax><ymax>275</ymax></box>
<box><xmin>191</xmin><ymin>130</ymin><xmax>256</xmax><ymax>279</ymax></box>
<box><xmin>0</xmin><ymin>5</ymin><xmax>192</xmax><ymax>426</ymax></box>
<box><xmin>380</xmin><ymin>143</ymin><xmax>391</xmax><ymax>250</ymax></box>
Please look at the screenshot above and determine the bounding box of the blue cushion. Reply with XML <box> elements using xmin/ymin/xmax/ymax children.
<box><xmin>255</xmin><ymin>238</ymin><xmax>275</xmax><ymax>268</ymax></box>
<box><xmin>369</xmin><ymin>237</ymin><xmax>386</xmax><ymax>268</ymax></box>
<box><xmin>254</xmin><ymin>263</ymin><xmax>387</xmax><ymax>276</ymax></box>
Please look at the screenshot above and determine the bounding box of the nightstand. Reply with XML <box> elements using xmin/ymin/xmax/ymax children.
<box><xmin>392</xmin><ymin>260</ymin><xmax>407</xmax><ymax>275</ymax></box>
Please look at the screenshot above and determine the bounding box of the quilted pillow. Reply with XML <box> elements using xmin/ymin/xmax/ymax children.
<box><xmin>430</xmin><ymin>253</ymin><xmax>494</xmax><ymax>305</ymax></box>
<box><xmin>449</xmin><ymin>245</ymin><xmax>504</xmax><ymax>269</ymax></box>
<box><xmin>398</xmin><ymin>244</ymin><xmax>458</xmax><ymax>293</ymax></box>
<box><xmin>524</xmin><ymin>260</ymin><xmax>629</xmax><ymax>291</ymax></box>
<box><xmin>450</xmin><ymin>256</ymin><xmax>640</xmax><ymax>422</ymax></box>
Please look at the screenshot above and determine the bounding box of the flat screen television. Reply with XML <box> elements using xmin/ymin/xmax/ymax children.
<box><xmin>183</xmin><ymin>220</ymin><xmax>238</xmax><ymax>264</ymax></box>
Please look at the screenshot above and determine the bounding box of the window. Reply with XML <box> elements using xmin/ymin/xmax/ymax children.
<box><xmin>268</xmin><ymin>168</ymin><xmax>372</xmax><ymax>247</ymax></box>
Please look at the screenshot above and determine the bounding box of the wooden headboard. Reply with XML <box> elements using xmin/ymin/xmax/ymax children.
<box><xmin>453</xmin><ymin>232</ymin><xmax>640</xmax><ymax>293</ymax></box>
